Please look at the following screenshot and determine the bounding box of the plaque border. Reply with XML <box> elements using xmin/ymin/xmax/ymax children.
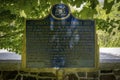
<box><xmin>22</xmin><ymin>3</ymin><xmax>99</xmax><ymax>72</ymax></box>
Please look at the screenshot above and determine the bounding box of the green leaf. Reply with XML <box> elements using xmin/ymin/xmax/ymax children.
<box><xmin>90</xmin><ymin>0</ymin><xmax>99</xmax><ymax>9</ymax></box>
<box><xmin>69</xmin><ymin>0</ymin><xmax>76</xmax><ymax>6</ymax></box>
<box><xmin>80</xmin><ymin>7</ymin><xmax>97</xmax><ymax>19</ymax></box>
<box><xmin>108</xmin><ymin>27</ymin><xmax>113</xmax><ymax>33</ymax></box>
<box><xmin>75</xmin><ymin>0</ymin><xmax>83</xmax><ymax>8</ymax></box>
<box><xmin>117</xmin><ymin>0</ymin><xmax>120</xmax><ymax>2</ymax></box>
<box><xmin>103</xmin><ymin>0</ymin><xmax>114</xmax><ymax>14</ymax></box>
<box><xmin>118</xmin><ymin>6</ymin><xmax>120</xmax><ymax>11</ymax></box>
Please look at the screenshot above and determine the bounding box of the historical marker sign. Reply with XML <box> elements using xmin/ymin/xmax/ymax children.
<box><xmin>23</xmin><ymin>4</ymin><xmax>99</xmax><ymax>69</ymax></box>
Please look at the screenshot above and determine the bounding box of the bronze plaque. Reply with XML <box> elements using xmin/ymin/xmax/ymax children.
<box><xmin>23</xmin><ymin>4</ymin><xmax>98</xmax><ymax>69</ymax></box>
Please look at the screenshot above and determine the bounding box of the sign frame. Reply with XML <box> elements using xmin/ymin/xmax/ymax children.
<box><xmin>22</xmin><ymin>4</ymin><xmax>99</xmax><ymax>72</ymax></box>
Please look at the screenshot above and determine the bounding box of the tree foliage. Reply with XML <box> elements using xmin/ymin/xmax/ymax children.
<box><xmin>0</xmin><ymin>0</ymin><xmax>120</xmax><ymax>54</ymax></box>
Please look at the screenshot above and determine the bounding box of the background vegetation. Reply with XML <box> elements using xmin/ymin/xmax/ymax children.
<box><xmin>0</xmin><ymin>0</ymin><xmax>120</xmax><ymax>54</ymax></box>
